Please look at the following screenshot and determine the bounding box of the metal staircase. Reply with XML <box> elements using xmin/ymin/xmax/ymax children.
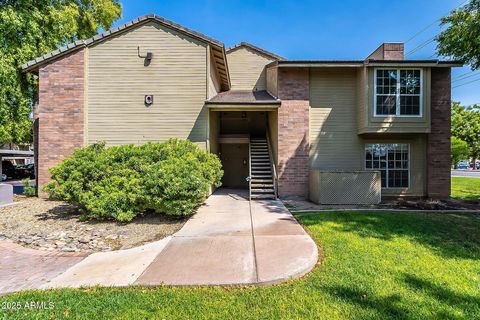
<box><xmin>248</xmin><ymin>137</ymin><xmax>277</xmax><ymax>200</ymax></box>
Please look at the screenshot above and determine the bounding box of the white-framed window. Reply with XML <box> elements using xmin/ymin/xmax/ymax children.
<box><xmin>374</xmin><ymin>69</ymin><xmax>422</xmax><ymax>116</ymax></box>
<box><xmin>365</xmin><ymin>144</ymin><xmax>410</xmax><ymax>188</ymax></box>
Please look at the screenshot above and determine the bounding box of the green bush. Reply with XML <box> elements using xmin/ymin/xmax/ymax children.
<box><xmin>22</xmin><ymin>178</ymin><xmax>36</xmax><ymax>197</ymax></box>
<box><xmin>45</xmin><ymin>139</ymin><xmax>223</xmax><ymax>222</ymax></box>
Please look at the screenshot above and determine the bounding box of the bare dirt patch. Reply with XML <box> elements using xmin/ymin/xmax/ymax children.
<box><xmin>0</xmin><ymin>197</ymin><xmax>186</xmax><ymax>253</ymax></box>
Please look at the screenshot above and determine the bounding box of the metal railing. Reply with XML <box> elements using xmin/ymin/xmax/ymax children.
<box><xmin>248</xmin><ymin>135</ymin><xmax>252</xmax><ymax>200</ymax></box>
<box><xmin>266</xmin><ymin>129</ymin><xmax>278</xmax><ymax>199</ymax></box>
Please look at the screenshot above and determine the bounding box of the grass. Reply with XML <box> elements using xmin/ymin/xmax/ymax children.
<box><xmin>452</xmin><ymin>177</ymin><xmax>480</xmax><ymax>201</ymax></box>
<box><xmin>2</xmin><ymin>211</ymin><xmax>480</xmax><ymax>320</ymax></box>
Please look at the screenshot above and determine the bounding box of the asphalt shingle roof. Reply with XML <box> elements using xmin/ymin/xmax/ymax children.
<box><xmin>207</xmin><ymin>90</ymin><xmax>279</xmax><ymax>104</ymax></box>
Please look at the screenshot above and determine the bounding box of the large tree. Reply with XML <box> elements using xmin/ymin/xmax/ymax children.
<box><xmin>0</xmin><ymin>0</ymin><xmax>122</xmax><ymax>144</ymax></box>
<box><xmin>436</xmin><ymin>0</ymin><xmax>480</xmax><ymax>69</ymax></box>
<box><xmin>451</xmin><ymin>136</ymin><xmax>470</xmax><ymax>167</ymax></box>
<box><xmin>451</xmin><ymin>102</ymin><xmax>480</xmax><ymax>167</ymax></box>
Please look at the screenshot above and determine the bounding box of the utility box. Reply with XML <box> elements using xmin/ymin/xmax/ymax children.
<box><xmin>0</xmin><ymin>184</ymin><xmax>13</xmax><ymax>206</ymax></box>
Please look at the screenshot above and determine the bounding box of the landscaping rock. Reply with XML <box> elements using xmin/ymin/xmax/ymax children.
<box><xmin>0</xmin><ymin>197</ymin><xmax>186</xmax><ymax>253</ymax></box>
<box><xmin>21</xmin><ymin>238</ymin><xmax>33</xmax><ymax>245</ymax></box>
<box><xmin>78</xmin><ymin>236</ymin><xmax>91</xmax><ymax>244</ymax></box>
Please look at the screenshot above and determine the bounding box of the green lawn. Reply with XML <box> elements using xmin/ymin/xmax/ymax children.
<box><xmin>3</xmin><ymin>211</ymin><xmax>480</xmax><ymax>320</ymax></box>
<box><xmin>452</xmin><ymin>177</ymin><xmax>480</xmax><ymax>200</ymax></box>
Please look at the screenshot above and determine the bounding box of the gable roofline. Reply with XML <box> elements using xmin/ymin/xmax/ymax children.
<box><xmin>22</xmin><ymin>13</ymin><xmax>228</xmax><ymax>75</ymax></box>
<box><xmin>226</xmin><ymin>42</ymin><xmax>285</xmax><ymax>61</ymax></box>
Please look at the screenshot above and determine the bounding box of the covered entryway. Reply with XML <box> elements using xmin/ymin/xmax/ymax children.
<box><xmin>206</xmin><ymin>90</ymin><xmax>280</xmax><ymax>199</ymax></box>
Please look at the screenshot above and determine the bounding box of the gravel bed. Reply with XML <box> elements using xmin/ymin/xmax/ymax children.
<box><xmin>0</xmin><ymin>197</ymin><xmax>186</xmax><ymax>253</ymax></box>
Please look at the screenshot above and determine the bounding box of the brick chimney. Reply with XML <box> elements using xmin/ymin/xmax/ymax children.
<box><xmin>367</xmin><ymin>43</ymin><xmax>404</xmax><ymax>60</ymax></box>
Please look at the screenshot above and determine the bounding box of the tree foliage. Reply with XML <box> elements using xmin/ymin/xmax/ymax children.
<box><xmin>451</xmin><ymin>102</ymin><xmax>480</xmax><ymax>163</ymax></box>
<box><xmin>436</xmin><ymin>0</ymin><xmax>480</xmax><ymax>69</ymax></box>
<box><xmin>0</xmin><ymin>0</ymin><xmax>122</xmax><ymax>144</ymax></box>
<box><xmin>451</xmin><ymin>136</ymin><xmax>470</xmax><ymax>167</ymax></box>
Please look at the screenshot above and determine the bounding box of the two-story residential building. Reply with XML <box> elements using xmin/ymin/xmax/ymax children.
<box><xmin>23</xmin><ymin>14</ymin><xmax>461</xmax><ymax>203</ymax></box>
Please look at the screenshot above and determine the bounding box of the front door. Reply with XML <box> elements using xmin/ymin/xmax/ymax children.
<box><xmin>220</xmin><ymin>143</ymin><xmax>249</xmax><ymax>188</ymax></box>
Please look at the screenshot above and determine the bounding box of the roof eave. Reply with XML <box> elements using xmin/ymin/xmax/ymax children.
<box><xmin>205</xmin><ymin>100</ymin><xmax>281</xmax><ymax>105</ymax></box>
<box><xmin>266</xmin><ymin>59</ymin><xmax>464</xmax><ymax>68</ymax></box>
<box><xmin>22</xmin><ymin>14</ymin><xmax>226</xmax><ymax>73</ymax></box>
<box><xmin>366</xmin><ymin>59</ymin><xmax>464</xmax><ymax>67</ymax></box>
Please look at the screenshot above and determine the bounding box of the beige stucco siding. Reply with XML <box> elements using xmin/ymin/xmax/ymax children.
<box><xmin>208</xmin><ymin>47</ymin><xmax>222</xmax><ymax>99</ymax></box>
<box><xmin>87</xmin><ymin>21</ymin><xmax>208</xmax><ymax>148</ymax></box>
<box><xmin>309</xmin><ymin>67</ymin><xmax>426</xmax><ymax>197</ymax></box>
<box><xmin>226</xmin><ymin>47</ymin><xmax>275</xmax><ymax>91</ymax></box>
<box><xmin>266</xmin><ymin>66</ymin><xmax>278</xmax><ymax>97</ymax></box>
<box><xmin>309</xmin><ymin>68</ymin><xmax>363</xmax><ymax>170</ymax></box>
<box><xmin>356</xmin><ymin>67</ymin><xmax>367</xmax><ymax>133</ymax></box>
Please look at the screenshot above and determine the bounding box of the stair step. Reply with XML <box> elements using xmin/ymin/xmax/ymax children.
<box><xmin>251</xmin><ymin>179</ymin><xmax>273</xmax><ymax>183</ymax></box>
<box><xmin>251</xmin><ymin>194</ymin><xmax>276</xmax><ymax>200</ymax></box>
<box><xmin>251</xmin><ymin>175</ymin><xmax>273</xmax><ymax>178</ymax></box>
<box><xmin>252</xmin><ymin>186</ymin><xmax>275</xmax><ymax>193</ymax></box>
<box><xmin>252</xmin><ymin>170</ymin><xmax>271</xmax><ymax>173</ymax></box>
<box><xmin>252</xmin><ymin>189</ymin><xmax>275</xmax><ymax>196</ymax></box>
<box><xmin>251</xmin><ymin>183</ymin><xmax>274</xmax><ymax>187</ymax></box>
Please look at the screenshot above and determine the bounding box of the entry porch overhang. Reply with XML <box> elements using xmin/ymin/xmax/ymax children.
<box><xmin>206</xmin><ymin>90</ymin><xmax>280</xmax><ymax>111</ymax></box>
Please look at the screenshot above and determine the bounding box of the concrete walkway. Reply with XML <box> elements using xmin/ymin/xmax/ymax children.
<box><xmin>1</xmin><ymin>189</ymin><xmax>318</xmax><ymax>293</ymax></box>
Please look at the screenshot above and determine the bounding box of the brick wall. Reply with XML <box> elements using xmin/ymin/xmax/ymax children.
<box><xmin>276</xmin><ymin>68</ymin><xmax>310</xmax><ymax>198</ymax></box>
<box><xmin>427</xmin><ymin>67</ymin><xmax>451</xmax><ymax>199</ymax></box>
<box><xmin>37</xmin><ymin>49</ymin><xmax>85</xmax><ymax>191</ymax></box>
<box><xmin>367</xmin><ymin>43</ymin><xmax>404</xmax><ymax>60</ymax></box>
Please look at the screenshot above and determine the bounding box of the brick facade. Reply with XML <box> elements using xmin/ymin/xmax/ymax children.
<box><xmin>37</xmin><ymin>49</ymin><xmax>85</xmax><ymax>191</ymax></box>
<box><xmin>427</xmin><ymin>67</ymin><xmax>451</xmax><ymax>199</ymax></box>
<box><xmin>276</xmin><ymin>68</ymin><xmax>310</xmax><ymax>198</ymax></box>
<box><xmin>367</xmin><ymin>43</ymin><xmax>404</xmax><ymax>61</ymax></box>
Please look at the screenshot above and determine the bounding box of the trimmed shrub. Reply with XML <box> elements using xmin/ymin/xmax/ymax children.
<box><xmin>45</xmin><ymin>139</ymin><xmax>223</xmax><ymax>222</ymax></box>
<box><xmin>22</xmin><ymin>178</ymin><xmax>36</xmax><ymax>197</ymax></box>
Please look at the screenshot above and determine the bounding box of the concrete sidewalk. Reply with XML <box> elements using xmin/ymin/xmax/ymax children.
<box><xmin>2</xmin><ymin>189</ymin><xmax>318</xmax><ymax>293</ymax></box>
<box><xmin>136</xmin><ymin>189</ymin><xmax>318</xmax><ymax>285</ymax></box>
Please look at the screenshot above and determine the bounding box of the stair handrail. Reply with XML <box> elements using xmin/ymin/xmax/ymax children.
<box><xmin>248</xmin><ymin>134</ymin><xmax>252</xmax><ymax>200</ymax></box>
<box><xmin>266</xmin><ymin>129</ymin><xmax>278</xmax><ymax>199</ymax></box>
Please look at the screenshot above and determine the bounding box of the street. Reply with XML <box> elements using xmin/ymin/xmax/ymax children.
<box><xmin>451</xmin><ymin>170</ymin><xmax>480</xmax><ymax>178</ymax></box>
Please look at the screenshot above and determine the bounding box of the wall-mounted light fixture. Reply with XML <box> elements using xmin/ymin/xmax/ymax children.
<box><xmin>138</xmin><ymin>46</ymin><xmax>153</xmax><ymax>66</ymax></box>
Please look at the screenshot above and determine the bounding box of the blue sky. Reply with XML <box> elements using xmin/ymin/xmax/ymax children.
<box><xmin>115</xmin><ymin>0</ymin><xmax>479</xmax><ymax>105</ymax></box>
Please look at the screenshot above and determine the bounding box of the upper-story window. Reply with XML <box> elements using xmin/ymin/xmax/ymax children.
<box><xmin>375</xmin><ymin>69</ymin><xmax>422</xmax><ymax>117</ymax></box>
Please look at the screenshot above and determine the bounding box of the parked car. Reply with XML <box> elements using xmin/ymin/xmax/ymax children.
<box><xmin>457</xmin><ymin>160</ymin><xmax>469</xmax><ymax>170</ymax></box>
<box><xmin>16</xmin><ymin>163</ymin><xmax>35</xmax><ymax>179</ymax></box>
<box><xmin>1</xmin><ymin>160</ymin><xmax>16</xmax><ymax>180</ymax></box>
